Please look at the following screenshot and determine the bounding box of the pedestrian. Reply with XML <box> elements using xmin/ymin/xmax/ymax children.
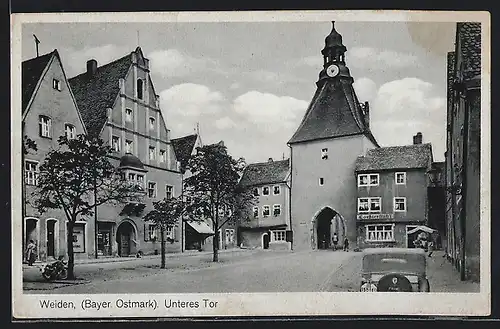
<box><xmin>343</xmin><ymin>237</ymin><xmax>349</xmax><ymax>251</ymax></box>
<box><xmin>26</xmin><ymin>240</ymin><xmax>36</xmax><ymax>266</ymax></box>
<box><xmin>332</xmin><ymin>233</ymin><xmax>338</xmax><ymax>251</ymax></box>
<box><xmin>428</xmin><ymin>240</ymin><xmax>434</xmax><ymax>257</ymax></box>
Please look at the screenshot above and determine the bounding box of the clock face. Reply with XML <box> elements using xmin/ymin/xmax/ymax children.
<box><xmin>326</xmin><ymin>64</ymin><xmax>340</xmax><ymax>77</ymax></box>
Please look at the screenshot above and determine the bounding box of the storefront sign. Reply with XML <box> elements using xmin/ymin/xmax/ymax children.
<box><xmin>72</xmin><ymin>224</ymin><xmax>86</xmax><ymax>253</ymax></box>
<box><xmin>357</xmin><ymin>213</ymin><xmax>394</xmax><ymax>220</ymax></box>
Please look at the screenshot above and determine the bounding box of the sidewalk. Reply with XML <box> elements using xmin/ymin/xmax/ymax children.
<box><xmin>426</xmin><ymin>250</ymin><xmax>480</xmax><ymax>293</ymax></box>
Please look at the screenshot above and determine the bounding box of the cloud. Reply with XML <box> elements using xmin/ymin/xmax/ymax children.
<box><xmin>159</xmin><ymin>83</ymin><xmax>225</xmax><ymax>118</ymax></box>
<box><xmin>369</xmin><ymin>77</ymin><xmax>446</xmax><ymax>160</ymax></box>
<box><xmin>215</xmin><ymin>117</ymin><xmax>237</xmax><ymax>130</ymax></box>
<box><xmin>233</xmin><ymin>91</ymin><xmax>308</xmax><ymax>132</ymax></box>
<box><xmin>148</xmin><ymin>49</ymin><xmax>218</xmax><ymax>77</ymax></box>
<box><xmin>349</xmin><ymin>47</ymin><xmax>418</xmax><ymax>69</ymax></box>
<box><xmin>353</xmin><ymin>77</ymin><xmax>378</xmax><ymax>102</ymax></box>
<box><xmin>59</xmin><ymin>44</ymin><xmax>130</xmax><ymax>76</ymax></box>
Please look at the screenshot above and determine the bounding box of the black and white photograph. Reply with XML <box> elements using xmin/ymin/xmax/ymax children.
<box><xmin>11</xmin><ymin>11</ymin><xmax>490</xmax><ymax>318</ymax></box>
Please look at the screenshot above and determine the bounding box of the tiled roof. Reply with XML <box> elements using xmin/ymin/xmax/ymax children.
<box><xmin>457</xmin><ymin>22</ymin><xmax>481</xmax><ymax>81</ymax></box>
<box><xmin>355</xmin><ymin>143</ymin><xmax>433</xmax><ymax>172</ymax></box>
<box><xmin>22</xmin><ymin>51</ymin><xmax>55</xmax><ymax>112</ymax></box>
<box><xmin>171</xmin><ymin>134</ymin><xmax>198</xmax><ymax>170</ymax></box>
<box><xmin>239</xmin><ymin>159</ymin><xmax>290</xmax><ymax>187</ymax></box>
<box><xmin>69</xmin><ymin>53</ymin><xmax>132</xmax><ymax>136</ymax></box>
<box><xmin>288</xmin><ymin>79</ymin><xmax>379</xmax><ymax>146</ymax></box>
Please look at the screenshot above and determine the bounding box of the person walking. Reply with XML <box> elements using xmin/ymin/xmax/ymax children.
<box><xmin>26</xmin><ymin>240</ymin><xmax>36</xmax><ymax>266</ymax></box>
<box><xmin>427</xmin><ymin>240</ymin><xmax>434</xmax><ymax>257</ymax></box>
<box><xmin>332</xmin><ymin>233</ymin><xmax>339</xmax><ymax>251</ymax></box>
<box><xmin>343</xmin><ymin>237</ymin><xmax>349</xmax><ymax>251</ymax></box>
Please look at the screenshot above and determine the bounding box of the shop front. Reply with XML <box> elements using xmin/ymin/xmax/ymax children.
<box><xmin>97</xmin><ymin>222</ymin><xmax>114</xmax><ymax>256</ymax></box>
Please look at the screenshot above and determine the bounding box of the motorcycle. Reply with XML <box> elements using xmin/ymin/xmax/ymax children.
<box><xmin>40</xmin><ymin>256</ymin><xmax>68</xmax><ymax>281</ymax></box>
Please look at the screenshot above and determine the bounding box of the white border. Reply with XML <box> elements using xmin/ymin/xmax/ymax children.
<box><xmin>11</xmin><ymin>10</ymin><xmax>491</xmax><ymax>318</ymax></box>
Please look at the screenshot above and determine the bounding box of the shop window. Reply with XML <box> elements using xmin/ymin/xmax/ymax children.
<box><xmin>366</xmin><ymin>224</ymin><xmax>394</xmax><ymax>242</ymax></box>
<box><xmin>272</xmin><ymin>230</ymin><xmax>286</xmax><ymax>242</ymax></box>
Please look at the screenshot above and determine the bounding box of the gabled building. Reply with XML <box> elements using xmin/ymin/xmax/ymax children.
<box><xmin>354</xmin><ymin>134</ymin><xmax>434</xmax><ymax>249</ymax></box>
<box><xmin>444</xmin><ymin>22</ymin><xmax>481</xmax><ymax>282</ymax></box>
<box><xmin>69</xmin><ymin>47</ymin><xmax>183</xmax><ymax>257</ymax></box>
<box><xmin>288</xmin><ymin>22</ymin><xmax>379</xmax><ymax>250</ymax></box>
<box><xmin>238</xmin><ymin>158</ymin><xmax>291</xmax><ymax>250</ymax></box>
<box><xmin>171</xmin><ymin>133</ymin><xmax>217</xmax><ymax>252</ymax></box>
<box><xmin>22</xmin><ymin>50</ymin><xmax>88</xmax><ymax>261</ymax></box>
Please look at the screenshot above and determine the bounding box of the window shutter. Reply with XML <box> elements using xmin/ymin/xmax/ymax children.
<box><xmin>144</xmin><ymin>223</ymin><xmax>149</xmax><ymax>241</ymax></box>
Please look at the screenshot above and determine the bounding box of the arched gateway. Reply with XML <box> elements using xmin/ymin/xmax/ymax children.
<box><xmin>116</xmin><ymin>220</ymin><xmax>138</xmax><ymax>257</ymax></box>
<box><xmin>312</xmin><ymin>207</ymin><xmax>346</xmax><ymax>250</ymax></box>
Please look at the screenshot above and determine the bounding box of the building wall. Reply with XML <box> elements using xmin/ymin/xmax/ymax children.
<box><xmin>23</xmin><ymin>54</ymin><xmax>90</xmax><ymax>261</ymax></box>
<box><xmin>290</xmin><ymin>135</ymin><xmax>377</xmax><ymax>251</ymax></box>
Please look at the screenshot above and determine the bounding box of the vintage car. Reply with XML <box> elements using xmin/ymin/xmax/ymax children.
<box><xmin>360</xmin><ymin>248</ymin><xmax>430</xmax><ymax>292</ymax></box>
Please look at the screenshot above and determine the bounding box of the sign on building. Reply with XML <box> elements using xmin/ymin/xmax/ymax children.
<box><xmin>357</xmin><ymin>213</ymin><xmax>394</xmax><ymax>220</ymax></box>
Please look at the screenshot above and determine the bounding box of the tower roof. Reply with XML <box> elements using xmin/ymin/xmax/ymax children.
<box><xmin>324</xmin><ymin>21</ymin><xmax>344</xmax><ymax>48</ymax></box>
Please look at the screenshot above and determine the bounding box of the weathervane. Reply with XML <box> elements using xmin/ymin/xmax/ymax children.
<box><xmin>33</xmin><ymin>34</ymin><xmax>40</xmax><ymax>57</ymax></box>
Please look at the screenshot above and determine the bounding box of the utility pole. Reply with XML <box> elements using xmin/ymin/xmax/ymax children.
<box><xmin>33</xmin><ymin>35</ymin><xmax>40</xmax><ymax>57</ymax></box>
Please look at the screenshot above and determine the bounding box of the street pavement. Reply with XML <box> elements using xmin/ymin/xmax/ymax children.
<box><xmin>23</xmin><ymin>249</ymin><xmax>479</xmax><ymax>294</ymax></box>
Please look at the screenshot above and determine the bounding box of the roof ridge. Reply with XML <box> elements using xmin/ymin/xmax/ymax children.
<box><xmin>247</xmin><ymin>159</ymin><xmax>290</xmax><ymax>166</ymax></box>
<box><xmin>171</xmin><ymin>134</ymin><xmax>198</xmax><ymax>141</ymax></box>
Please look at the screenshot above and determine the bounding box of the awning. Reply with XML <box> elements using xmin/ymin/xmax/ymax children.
<box><xmin>186</xmin><ymin>221</ymin><xmax>215</xmax><ymax>235</ymax></box>
<box><xmin>407</xmin><ymin>225</ymin><xmax>437</xmax><ymax>235</ymax></box>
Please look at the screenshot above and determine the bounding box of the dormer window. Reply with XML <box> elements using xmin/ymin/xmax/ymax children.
<box><xmin>137</xmin><ymin>79</ymin><xmax>144</xmax><ymax>100</ymax></box>
<box><xmin>52</xmin><ymin>79</ymin><xmax>61</xmax><ymax>91</ymax></box>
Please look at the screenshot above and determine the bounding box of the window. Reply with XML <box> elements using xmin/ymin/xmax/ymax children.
<box><xmin>159</xmin><ymin>150</ymin><xmax>166</xmax><ymax>163</ymax></box>
<box><xmin>39</xmin><ymin>115</ymin><xmax>51</xmax><ymax>138</ymax></box>
<box><xmin>24</xmin><ymin>161</ymin><xmax>38</xmax><ymax>185</ymax></box>
<box><xmin>52</xmin><ymin>79</ymin><xmax>61</xmax><ymax>91</ymax></box>
<box><xmin>149</xmin><ymin>117</ymin><xmax>156</xmax><ymax>130</ymax></box>
<box><xmin>262</xmin><ymin>186</ymin><xmax>270</xmax><ymax>196</ymax></box>
<box><xmin>127</xmin><ymin>172</ymin><xmax>144</xmax><ymax>189</ymax></box>
<box><xmin>321</xmin><ymin>148</ymin><xmax>328</xmax><ymax>160</ymax></box>
<box><xmin>366</xmin><ymin>225</ymin><xmax>394</xmax><ymax>242</ymax></box>
<box><xmin>358</xmin><ymin>174</ymin><xmax>379</xmax><ymax>187</ymax></box>
<box><xmin>358</xmin><ymin>197</ymin><xmax>381</xmax><ymax>213</ymax></box>
<box><xmin>165</xmin><ymin>185</ymin><xmax>174</xmax><ymax>199</ymax></box>
<box><xmin>273</xmin><ymin>204</ymin><xmax>281</xmax><ymax>216</ymax></box>
<box><xmin>149</xmin><ymin>146</ymin><xmax>156</xmax><ymax>160</ymax></box>
<box><xmin>147</xmin><ymin>182</ymin><xmax>157</xmax><ymax>198</ymax></box>
<box><xmin>273</xmin><ymin>185</ymin><xmax>281</xmax><ymax>195</ymax></box>
<box><xmin>165</xmin><ymin>226</ymin><xmax>174</xmax><ymax>239</ymax></box>
<box><xmin>319</xmin><ymin>177</ymin><xmax>324</xmax><ymax>186</ymax></box>
<box><xmin>262</xmin><ymin>205</ymin><xmax>270</xmax><ymax>217</ymax></box>
<box><xmin>112</xmin><ymin>136</ymin><xmax>121</xmax><ymax>152</ymax></box>
<box><xmin>225</xmin><ymin>229</ymin><xmax>235</xmax><ymax>244</ymax></box>
<box><xmin>272</xmin><ymin>230</ymin><xmax>286</xmax><ymax>242</ymax></box>
<box><xmin>252</xmin><ymin>206</ymin><xmax>259</xmax><ymax>218</ymax></box>
<box><xmin>137</xmin><ymin>79</ymin><xmax>144</xmax><ymax>100</ymax></box>
<box><xmin>395</xmin><ymin>172</ymin><xmax>406</xmax><ymax>185</ymax></box>
<box><xmin>147</xmin><ymin>224</ymin><xmax>158</xmax><ymax>241</ymax></box>
<box><xmin>125</xmin><ymin>140</ymin><xmax>133</xmax><ymax>154</ymax></box>
<box><xmin>253</xmin><ymin>187</ymin><xmax>260</xmax><ymax>196</ymax></box>
<box><xmin>65</xmin><ymin>124</ymin><xmax>76</xmax><ymax>139</ymax></box>
<box><xmin>394</xmin><ymin>197</ymin><xmax>407</xmax><ymax>212</ymax></box>
<box><xmin>125</xmin><ymin>108</ymin><xmax>133</xmax><ymax>122</ymax></box>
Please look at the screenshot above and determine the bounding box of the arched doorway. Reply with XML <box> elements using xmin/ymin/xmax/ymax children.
<box><xmin>313</xmin><ymin>207</ymin><xmax>346</xmax><ymax>250</ymax></box>
<box><xmin>116</xmin><ymin>221</ymin><xmax>136</xmax><ymax>257</ymax></box>
<box><xmin>262</xmin><ymin>233</ymin><xmax>270</xmax><ymax>249</ymax></box>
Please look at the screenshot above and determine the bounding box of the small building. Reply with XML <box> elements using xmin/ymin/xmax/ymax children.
<box><xmin>237</xmin><ymin>158</ymin><xmax>292</xmax><ymax>250</ymax></box>
<box><xmin>354</xmin><ymin>134</ymin><xmax>434</xmax><ymax>249</ymax></box>
<box><xmin>444</xmin><ymin>22</ymin><xmax>481</xmax><ymax>282</ymax></box>
<box><xmin>22</xmin><ymin>50</ymin><xmax>88</xmax><ymax>261</ymax></box>
<box><xmin>69</xmin><ymin>47</ymin><xmax>183</xmax><ymax>258</ymax></box>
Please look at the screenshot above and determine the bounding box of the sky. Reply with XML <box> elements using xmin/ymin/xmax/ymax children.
<box><xmin>21</xmin><ymin>21</ymin><xmax>456</xmax><ymax>163</ymax></box>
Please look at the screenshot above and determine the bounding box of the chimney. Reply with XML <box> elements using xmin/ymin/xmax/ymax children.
<box><xmin>363</xmin><ymin>101</ymin><xmax>370</xmax><ymax>129</ymax></box>
<box><xmin>413</xmin><ymin>132</ymin><xmax>423</xmax><ymax>145</ymax></box>
<box><xmin>268</xmin><ymin>157</ymin><xmax>273</xmax><ymax>162</ymax></box>
<box><xmin>86</xmin><ymin>59</ymin><xmax>98</xmax><ymax>77</ymax></box>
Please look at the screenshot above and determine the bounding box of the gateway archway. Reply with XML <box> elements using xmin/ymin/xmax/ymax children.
<box><xmin>116</xmin><ymin>220</ymin><xmax>137</xmax><ymax>257</ymax></box>
<box><xmin>312</xmin><ymin>207</ymin><xmax>346</xmax><ymax>250</ymax></box>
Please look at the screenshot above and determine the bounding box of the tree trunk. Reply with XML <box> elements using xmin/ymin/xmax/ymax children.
<box><xmin>67</xmin><ymin>220</ymin><xmax>75</xmax><ymax>280</ymax></box>
<box><xmin>213</xmin><ymin>214</ymin><xmax>219</xmax><ymax>262</ymax></box>
<box><xmin>160</xmin><ymin>226</ymin><xmax>166</xmax><ymax>269</ymax></box>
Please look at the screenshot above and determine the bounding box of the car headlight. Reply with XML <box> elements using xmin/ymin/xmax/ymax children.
<box><xmin>360</xmin><ymin>282</ymin><xmax>377</xmax><ymax>292</ymax></box>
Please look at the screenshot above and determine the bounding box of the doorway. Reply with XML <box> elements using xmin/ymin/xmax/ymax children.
<box><xmin>46</xmin><ymin>220</ymin><xmax>56</xmax><ymax>258</ymax></box>
<box><xmin>117</xmin><ymin>221</ymin><xmax>134</xmax><ymax>257</ymax></box>
<box><xmin>316</xmin><ymin>208</ymin><xmax>337</xmax><ymax>250</ymax></box>
<box><xmin>406</xmin><ymin>225</ymin><xmax>418</xmax><ymax>248</ymax></box>
<box><xmin>262</xmin><ymin>233</ymin><xmax>270</xmax><ymax>249</ymax></box>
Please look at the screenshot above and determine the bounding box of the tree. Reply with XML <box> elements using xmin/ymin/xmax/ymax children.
<box><xmin>143</xmin><ymin>197</ymin><xmax>184</xmax><ymax>269</ymax></box>
<box><xmin>32</xmin><ymin>134</ymin><xmax>139</xmax><ymax>279</ymax></box>
<box><xmin>183</xmin><ymin>142</ymin><xmax>255</xmax><ymax>262</ymax></box>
